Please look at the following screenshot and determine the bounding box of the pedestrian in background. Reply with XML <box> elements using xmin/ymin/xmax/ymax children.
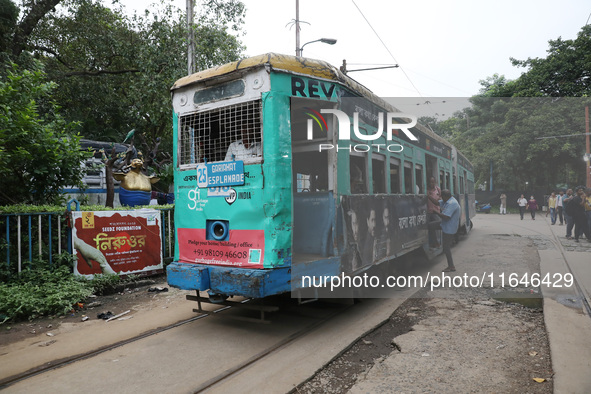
<box><xmin>556</xmin><ymin>190</ymin><xmax>565</xmax><ymax>225</ymax></box>
<box><xmin>585</xmin><ymin>188</ymin><xmax>591</xmax><ymax>237</ymax></box>
<box><xmin>517</xmin><ymin>194</ymin><xmax>527</xmax><ymax>220</ymax></box>
<box><xmin>563</xmin><ymin>189</ymin><xmax>575</xmax><ymax>239</ymax></box>
<box><xmin>571</xmin><ymin>187</ymin><xmax>589</xmax><ymax>242</ymax></box>
<box><xmin>547</xmin><ymin>192</ymin><xmax>557</xmax><ymax>225</ymax></box>
<box><xmin>499</xmin><ymin>193</ymin><xmax>507</xmax><ymax>215</ymax></box>
<box><xmin>526</xmin><ymin>196</ymin><xmax>538</xmax><ymax>220</ymax></box>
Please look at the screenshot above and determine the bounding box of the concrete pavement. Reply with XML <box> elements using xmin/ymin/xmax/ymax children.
<box><xmin>478</xmin><ymin>212</ymin><xmax>591</xmax><ymax>393</ymax></box>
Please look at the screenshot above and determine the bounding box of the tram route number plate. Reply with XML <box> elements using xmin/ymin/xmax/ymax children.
<box><xmin>196</xmin><ymin>161</ymin><xmax>245</xmax><ymax>188</ymax></box>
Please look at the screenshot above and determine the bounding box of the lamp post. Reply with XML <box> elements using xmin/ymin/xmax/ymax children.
<box><xmin>297</xmin><ymin>38</ymin><xmax>337</xmax><ymax>57</ymax></box>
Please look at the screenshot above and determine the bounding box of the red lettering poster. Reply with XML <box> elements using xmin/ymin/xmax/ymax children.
<box><xmin>71</xmin><ymin>210</ymin><xmax>163</xmax><ymax>278</ymax></box>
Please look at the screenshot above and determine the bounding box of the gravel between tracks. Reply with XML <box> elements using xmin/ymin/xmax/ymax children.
<box><xmin>295</xmin><ymin>232</ymin><xmax>554</xmax><ymax>394</ymax></box>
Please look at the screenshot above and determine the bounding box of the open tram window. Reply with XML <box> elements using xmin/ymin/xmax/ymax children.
<box><xmin>350</xmin><ymin>154</ymin><xmax>368</xmax><ymax>194</ymax></box>
<box><xmin>415</xmin><ymin>164</ymin><xmax>424</xmax><ymax>194</ymax></box>
<box><xmin>389</xmin><ymin>158</ymin><xmax>401</xmax><ymax>194</ymax></box>
<box><xmin>446</xmin><ymin>172</ymin><xmax>451</xmax><ymax>193</ymax></box>
<box><xmin>293</xmin><ymin>151</ymin><xmax>328</xmax><ymax>192</ymax></box>
<box><xmin>404</xmin><ymin>162</ymin><xmax>414</xmax><ymax>194</ymax></box>
<box><xmin>440</xmin><ymin>170</ymin><xmax>445</xmax><ymax>190</ymax></box>
<box><xmin>372</xmin><ymin>154</ymin><xmax>386</xmax><ymax>194</ymax></box>
<box><xmin>178</xmin><ymin>99</ymin><xmax>262</xmax><ymax>166</ymax></box>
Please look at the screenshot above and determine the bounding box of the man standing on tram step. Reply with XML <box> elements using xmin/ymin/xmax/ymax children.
<box><xmin>517</xmin><ymin>194</ymin><xmax>528</xmax><ymax>220</ymax></box>
<box><xmin>435</xmin><ymin>189</ymin><xmax>461</xmax><ymax>272</ymax></box>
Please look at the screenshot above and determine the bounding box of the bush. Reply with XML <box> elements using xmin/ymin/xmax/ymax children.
<box><xmin>0</xmin><ymin>266</ymin><xmax>93</xmax><ymax>322</ymax></box>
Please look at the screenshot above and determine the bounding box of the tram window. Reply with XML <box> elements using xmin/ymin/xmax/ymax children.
<box><xmin>178</xmin><ymin>99</ymin><xmax>262</xmax><ymax>165</ymax></box>
<box><xmin>415</xmin><ymin>164</ymin><xmax>423</xmax><ymax>194</ymax></box>
<box><xmin>404</xmin><ymin>162</ymin><xmax>414</xmax><ymax>194</ymax></box>
<box><xmin>372</xmin><ymin>154</ymin><xmax>386</xmax><ymax>194</ymax></box>
<box><xmin>439</xmin><ymin>170</ymin><xmax>445</xmax><ymax>189</ymax></box>
<box><xmin>467</xmin><ymin>179</ymin><xmax>475</xmax><ymax>194</ymax></box>
<box><xmin>446</xmin><ymin>172</ymin><xmax>451</xmax><ymax>192</ymax></box>
<box><xmin>350</xmin><ymin>155</ymin><xmax>368</xmax><ymax>194</ymax></box>
<box><xmin>389</xmin><ymin>158</ymin><xmax>401</xmax><ymax>194</ymax></box>
<box><xmin>459</xmin><ymin>176</ymin><xmax>465</xmax><ymax>194</ymax></box>
<box><xmin>294</xmin><ymin>151</ymin><xmax>328</xmax><ymax>192</ymax></box>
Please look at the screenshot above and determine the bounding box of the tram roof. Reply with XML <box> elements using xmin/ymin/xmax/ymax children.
<box><xmin>172</xmin><ymin>53</ymin><xmax>456</xmax><ymax>154</ymax></box>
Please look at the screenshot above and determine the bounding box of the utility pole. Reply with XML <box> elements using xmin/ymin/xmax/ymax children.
<box><xmin>187</xmin><ymin>0</ymin><xmax>195</xmax><ymax>75</ymax></box>
<box><xmin>586</xmin><ymin>106</ymin><xmax>590</xmax><ymax>188</ymax></box>
<box><xmin>295</xmin><ymin>0</ymin><xmax>301</xmax><ymax>57</ymax></box>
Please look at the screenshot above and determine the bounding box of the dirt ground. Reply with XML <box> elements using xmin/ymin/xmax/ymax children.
<box><xmin>0</xmin><ymin>275</ymin><xmax>175</xmax><ymax>346</ymax></box>
<box><xmin>294</xmin><ymin>232</ymin><xmax>554</xmax><ymax>394</ymax></box>
<box><xmin>294</xmin><ymin>288</ymin><xmax>552</xmax><ymax>394</ymax></box>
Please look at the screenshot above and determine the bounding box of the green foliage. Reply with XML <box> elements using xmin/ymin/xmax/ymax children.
<box><xmin>27</xmin><ymin>0</ymin><xmax>245</xmax><ymax>167</ymax></box>
<box><xmin>510</xmin><ymin>25</ymin><xmax>591</xmax><ymax>97</ymax></box>
<box><xmin>0</xmin><ymin>265</ymin><xmax>93</xmax><ymax>322</ymax></box>
<box><xmin>0</xmin><ymin>0</ymin><xmax>18</xmax><ymax>54</ymax></box>
<box><xmin>0</xmin><ymin>61</ymin><xmax>89</xmax><ymax>205</ymax></box>
<box><xmin>430</xmin><ymin>24</ymin><xmax>591</xmax><ymax>192</ymax></box>
<box><xmin>88</xmin><ymin>273</ymin><xmax>121</xmax><ymax>296</ymax></box>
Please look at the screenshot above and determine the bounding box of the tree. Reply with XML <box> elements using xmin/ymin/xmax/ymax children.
<box><xmin>27</xmin><ymin>0</ymin><xmax>245</xmax><ymax>178</ymax></box>
<box><xmin>0</xmin><ymin>62</ymin><xmax>88</xmax><ymax>204</ymax></box>
<box><xmin>510</xmin><ymin>25</ymin><xmax>591</xmax><ymax>97</ymax></box>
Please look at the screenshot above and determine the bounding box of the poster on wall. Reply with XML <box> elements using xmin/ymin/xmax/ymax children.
<box><xmin>71</xmin><ymin>210</ymin><xmax>163</xmax><ymax>278</ymax></box>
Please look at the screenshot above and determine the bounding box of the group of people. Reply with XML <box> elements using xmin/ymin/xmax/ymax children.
<box><xmin>510</xmin><ymin>189</ymin><xmax>591</xmax><ymax>243</ymax></box>
<box><xmin>552</xmin><ymin>188</ymin><xmax>591</xmax><ymax>243</ymax></box>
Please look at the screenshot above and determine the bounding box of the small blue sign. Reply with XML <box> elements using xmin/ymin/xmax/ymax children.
<box><xmin>196</xmin><ymin>161</ymin><xmax>245</xmax><ymax>188</ymax></box>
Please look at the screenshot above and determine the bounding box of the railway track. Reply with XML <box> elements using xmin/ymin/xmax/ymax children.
<box><xmin>0</xmin><ymin>297</ymin><xmax>354</xmax><ymax>392</ymax></box>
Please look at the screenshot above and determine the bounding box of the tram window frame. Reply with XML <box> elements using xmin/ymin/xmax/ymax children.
<box><xmin>178</xmin><ymin>99</ymin><xmax>262</xmax><ymax>167</ymax></box>
<box><xmin>415</xmin><ymin>164</ymin><xmax>424</xmax><ymax>194</ymax></box>
<box><xmin>389</xmin><ymin>157</ymin><xmax>401</xmax><ymax>194</ymax></box>
<box><xmin>372</xmin><ymin>153</ymin><xmax>386</xmax><ymax>194</ymax></box>
<box><xmin>350</xmin><ymin>153</ymin><xmax>368</xmax><ymax>194</ymax></box>
<box><xmin>404</xmin><ymin>161</ymin><xmax>414</xmax><ymax>194</ymax></box>
<box><xmin>467</xmin><ymin>179</ymin><xmax>475</xmax><ymax>194</ymax></box>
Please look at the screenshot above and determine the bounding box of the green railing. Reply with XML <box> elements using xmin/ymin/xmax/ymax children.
<box><xmin>1</xmin><ymin>205</ymin><xmax>175</xmax><ymax>276</ymax></box>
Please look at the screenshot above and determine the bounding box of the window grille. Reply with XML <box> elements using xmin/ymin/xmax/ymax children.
<box><xmin>179</xmin><ymin>99</ymin><xmax>262</xmax><ymax>165</ymax></box>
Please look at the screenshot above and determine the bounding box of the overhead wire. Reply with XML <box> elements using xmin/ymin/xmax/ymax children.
<box><xmin>351</xmin><ymin>0</ymin><xmax>423</xmax><ymax>97</ymax></box>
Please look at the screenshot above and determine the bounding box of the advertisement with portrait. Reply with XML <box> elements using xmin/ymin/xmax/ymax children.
<box><xmin>341</xmin><ymin>194</ymin><xmax>428</xmax><ymax>273</ymax></box>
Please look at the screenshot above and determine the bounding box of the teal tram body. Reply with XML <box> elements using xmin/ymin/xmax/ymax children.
<box><xmin>167</xmin><ymin>53</ymin><xmax>475</xmax><ymax>300</ymax></box>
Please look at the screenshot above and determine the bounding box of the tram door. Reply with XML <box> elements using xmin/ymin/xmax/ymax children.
<box><xmin>290</xmin><ymin>98</ymin><xmax>335</xmax><ymax>260</ymax></box>
<box><xmin>425</xmin><ymin>155</ymin><xmax>438</xmax><ymax>188</ymax></box>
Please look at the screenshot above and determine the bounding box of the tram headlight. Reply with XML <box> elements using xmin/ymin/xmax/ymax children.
<box><xmin>206</xmin><ymin>220</ymin><xmax>229</xmax><ymax>241</ymax></box>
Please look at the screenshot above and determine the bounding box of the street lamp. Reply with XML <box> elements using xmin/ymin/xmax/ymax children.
<box><xmin>297</xmin><ymin>38</ymin><xmax>337</xmax><ymax>57</ymax></box>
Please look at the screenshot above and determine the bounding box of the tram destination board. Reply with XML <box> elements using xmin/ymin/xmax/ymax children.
<box><xmin>196</xmin><ymin>160</ymin><xmax>245</xmax><ymax>188</ymax></box>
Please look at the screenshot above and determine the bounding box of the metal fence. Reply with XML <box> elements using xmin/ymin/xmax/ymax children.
<box><xmin>1</xmin><ymin>207</ymin><xmax>175</xmax><ymax>275</ymax></box>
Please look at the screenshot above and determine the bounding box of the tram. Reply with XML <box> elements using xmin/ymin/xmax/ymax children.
<box><xmin>167</xmin><ymin>53</ymin><xmax>475</xmax><ymax>301</ymax></box>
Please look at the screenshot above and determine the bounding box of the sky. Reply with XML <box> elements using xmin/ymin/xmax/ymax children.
<box><xmin>116</xmin><ymin>0</ymin><xmax>590</xmax><ymax>115</ymax></box>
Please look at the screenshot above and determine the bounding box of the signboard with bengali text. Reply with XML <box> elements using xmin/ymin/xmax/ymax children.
<box><xmin>72</xmin><ymin>210</ymin><xmax>163</xmax><ymax>278</ymax></box>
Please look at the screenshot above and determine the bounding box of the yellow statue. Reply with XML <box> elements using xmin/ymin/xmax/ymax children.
<box><xmin>114</xmin><ymin>158</ymin><xmax>159</xmax><ymax>206</ymax></box>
